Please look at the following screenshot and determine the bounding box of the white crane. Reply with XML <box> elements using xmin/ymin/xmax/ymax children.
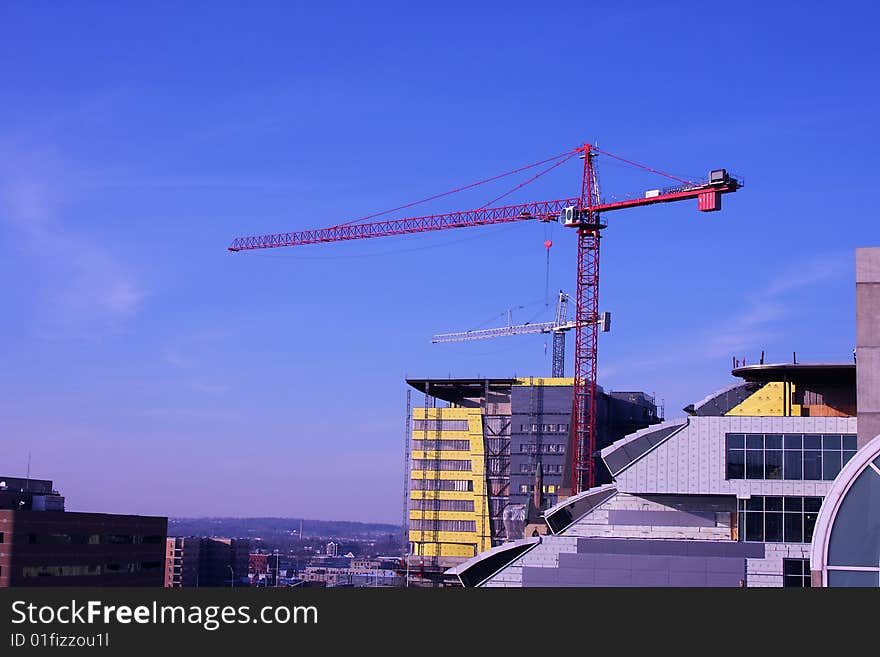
<box><xmin>432</xmin><ymin>291</ymin><xmax>609</xmax><ymax>377</ymax></box>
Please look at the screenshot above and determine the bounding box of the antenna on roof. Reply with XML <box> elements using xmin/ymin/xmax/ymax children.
<box><xmin>25</xmin><ymin>451</ymin><xmax>31</xmax><ymax>492</ymax></box>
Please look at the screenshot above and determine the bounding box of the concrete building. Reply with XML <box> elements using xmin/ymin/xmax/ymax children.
<box><xmin>856</xmin><ymin>247</ymin><xmax>880</xmax><ymax>448</ymax></box>
<box><xmin>448</xmin><ymin>248</ymin><xmax>880</xmax><ymax>588</ymax></box>
<box><xmin>0</xmin><ymin>477</ymin><xmax>166</xmax><ymax>587</ymax></box>
<box><xmin>448</xmin><ymin>362</ymin><xmax>859</xmax><ymax>587</ymax></box>
<box><xmin>300</xmin><ymin>555</ymin><xmax>405</xmax><ymax>587</ymax></box>
<box><xmin>164</xmin><ymin>537</ymin><xmax>250</xmax><ymax>587</ymax></box>
<box><xmin>406</xmin><ymin>377</ymin><xmax>660</xmax><ymax>583</ymax></box>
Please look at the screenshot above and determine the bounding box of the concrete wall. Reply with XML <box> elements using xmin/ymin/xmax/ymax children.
<box><xmin>746</xmin><ymin>543</ymin><xmax>811</xmax><ymax>587</ymax></box>
<box><xmin>481</xmin><ymin>491</ymin><xmax>760</xmax><ymax>587</ymax></box>
<box><xmin>857</xmin><ymin>247</ymin><xmax>880</xmax><ymax>448</ymax></box>
<box><xmin>561</xmin><ymin>492</ymin><xmax>732</xmax><ymax>541</ymax></box>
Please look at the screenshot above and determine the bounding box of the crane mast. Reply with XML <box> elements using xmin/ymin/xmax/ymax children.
<box><xmin>228</xmin><ymin>142</ymin><xmax>742</xmax><ymax>495</ymax></box>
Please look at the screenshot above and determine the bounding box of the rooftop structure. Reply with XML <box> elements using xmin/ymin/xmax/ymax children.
<box><xmin>447</xmin><ymin>359</ymin><xmax>859</xmax><ymax>587</ymax></box>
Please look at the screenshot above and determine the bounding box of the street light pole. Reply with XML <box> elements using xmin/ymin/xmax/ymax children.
<box><xmin>228</xmin><ymin>565</ymin><xmax>235</xmax><ymax>588</ymax></box>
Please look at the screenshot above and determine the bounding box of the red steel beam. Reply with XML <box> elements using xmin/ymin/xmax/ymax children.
<box><xmin>228</xmin><ymin>198</ymin><xmax>579</xmax><ymax>251</ymax></box>
<box><xmin>594</xmin><ymin>182</ymin><xmax>739</xmax><ymax>214</ymax></box>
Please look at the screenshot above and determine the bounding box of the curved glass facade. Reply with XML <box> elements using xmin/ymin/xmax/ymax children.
<box><xmin>811</xmin><ymin>438</ymin><xmax>880</xmax><ymax>587</ymax></box>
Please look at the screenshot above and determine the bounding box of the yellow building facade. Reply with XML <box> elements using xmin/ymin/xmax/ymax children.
<box><xmin>409</xmin><ymin>406</ymin><xmax>492</xmax><ymax>560</ymax></box>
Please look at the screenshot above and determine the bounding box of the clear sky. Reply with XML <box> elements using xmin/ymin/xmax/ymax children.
<box><xmin>1</xmin><ymin>2</ymin><xmax>877</xmax><ymax>523</ymax></box>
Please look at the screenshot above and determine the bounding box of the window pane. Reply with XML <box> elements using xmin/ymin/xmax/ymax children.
<box><xmin>783</xmin><ymin>559</ymin><xmax>803</xmax><ymax>576</ymax></box>
<box><xmin>765</xmin><ymin>451</ymin><xmax>783</xmax><ymax>480</ymax></box>
<box><xmin>843</xmin><ymin>450</ymin><xmax>857</xmax><ymax>467</ymax></box>
<box><xmin>804</xmin><ymin>497</ymin><xmax>822</xmax><ymax>513</ymax></box>
<box><xmin>822</xmin><ymin>434</ymin><xmax>841</xmax><ymax>450</ymax></box>
<box><xmin>843</xmin><ymin>435</ymin><xmax>858</xmax><ymax>450</ymax></box>
<box><xmin>765</xmin><ymin>512</ymin><xmax>783</xmax><ymax>542</ymax></box>
<box><xmin>804</xmin><ymin>512</ymin><xmax>818</xmax><ymax>542</ymax></box>
<box><xmin>784</xmin><ymin>434</ymin><xmax>802</xmax><ymax>449</ymax></box>
<box><xmin>746</xmin><ymin>434</ymin><xmax>763</xmax><ymax>449</ymax></box>
<box><xmin>804</xmin><ymin>434</ymin><xmax>821</xmax><ymax>450</ymax></box>
<box><xmin>765</xmin><ymin>434</ymin><xmax>782</xmax><ymax>450</ymax></box>
<box><xmin>745</xmin><ymin>512</ymin><xmax>764</xmax><ymax>542</ymax></box>
<box><xmin>784</xmin><ymin>497</ymin><xmax>803</xmax><ymax>512</ymax></box>
<box><xmin>827</xmin><ymin>571</ymin><xmax>880</xmax><ymax>587</ymax></box>
<box><xmin>784</xmin><ymin>512</ymin><xmax>803</xmax><ymax>542</ymax></box>
<box><xmin>765</xmin><ymin>496</ymin><xmax>783</xmax><ymax>511</ymax></box>
<box><xmin>803</xmin><ymin>451</ymin><xmax>822</xmax><ymax>480</ymax></box>
<box><xmin>823</xmin><ymin>451</ymin><xmax>842</xmax><ymax>480</ymax></box>
<box><xmin>727</xmin><ymin>433</ymin><xmax>745</xmax><ymax>449</ymax></box>
<box><xmin>784</xmin><ymin>451</ymin><xmax>802</xmax><ymax>480</ymax></box>
<box><xmin>746</xmin><ymin>450</ymin><xmax>764</xmax><ymax>479</ymax></box>
<box><xmin>726</xmin><ymin>449</ymin><xmax>745</xmax><ymax>479</ymax></box>
<box><xmin>746</xmin><ymin>497</ymin><xmax>764</xmax><ymax>511</ymax></box>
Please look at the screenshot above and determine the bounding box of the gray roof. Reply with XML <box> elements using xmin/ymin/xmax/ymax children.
<box><xmin>444</xmin><ymin>537</ymin><xmax>541</xmax><ymax>587</ymax></box>
<box><xmin>600</xmin><ymin>419</ymin><xmax>688</xmax><ymax>476</ymax></box>
<box><xmin>543</xmin><ymin>483</ymin><xmax>618</xmax><ymax>534</ymax></box>
<box><xmin>684</xmin><ymin>381</ymin><xmax>762</xmax><ymax>416</ymax></box>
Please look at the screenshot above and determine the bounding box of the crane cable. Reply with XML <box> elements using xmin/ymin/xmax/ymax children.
<box><xmin>591</xmin><ymin>147</ymin><xmax>697</xmax><ymax>186</ymax></box>
<box><xmin>333</xmin><ymin>147</ymin><xmax>579</xmax><ymax>228</ymax></box>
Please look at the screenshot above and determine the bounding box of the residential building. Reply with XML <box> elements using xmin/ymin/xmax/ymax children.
<box><xmin>164</xmin><ymin>537</ymin><xmax>250</xmax><ymax>587</ymax></box>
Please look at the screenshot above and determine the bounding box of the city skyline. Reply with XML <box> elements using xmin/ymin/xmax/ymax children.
<box><xmin>1</xmin><ymin>2</ymin><xmax>877</xmax><ymax>522</ymax></box>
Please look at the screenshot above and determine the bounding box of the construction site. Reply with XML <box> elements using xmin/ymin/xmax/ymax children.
<box><xmin>228</xmin><ymin>142</ymin><xmax>758</xmax><ymax>585</ymax></box>
<box><xmin>225</xmin><ymin>116</ymin><xmax>880</xmax><ymax>588</ymax></box>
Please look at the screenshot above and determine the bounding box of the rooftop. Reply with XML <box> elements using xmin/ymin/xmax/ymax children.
<box><xmin>731</xmin><ymin>362</ymin><xmax>855</xmax><ymax>384</ymax></box>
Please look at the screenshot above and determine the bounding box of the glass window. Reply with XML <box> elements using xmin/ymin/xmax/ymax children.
<box><xmin>804</xmin><ymin>512</ymin><xmax>818</xmax><ymax>543</ymax></box>
<box><xmin>843</xmin><ymin>434</ymin><xmax>858</xmax><ymax>450</ymax></box>
<box><xmin>726</xmin><ymin>449</ymin><xmax>745</xmax><ymax>479</ymax></box>
<box><xmin>784</xmin><ymin>450</ymin><xmax>802</xmax><ymax>480</ymax></box>
<box><xmin>803</xmin><ymin>451</ymin><xmax>822</xmax><ymax>480</ymax></box>
<box><xmin>827</xmin><ymin>571</ymin><xmax>880</xmax><ymax>587</ymax></box>
<box><xmin>766</xmin><ymin>450</ymin><xmax>783</xmax><ymax>479</ymax></box>
<box><xmin>765</xmin><ymin>512</ymin><xmax>783</xmax><ymax>542</ymax></box>
<box><xmin>784</xmin><ymin>512</ymin><xmax>803</xmax><ymax>543</ymax></box>
<box><xmin>745</xmin><ymin>512</ymin><xmax>764</xmax><ymax>542</ymax></box>
<box><xmin>822</xmin><ymin>434</ymin><xmax>841</xmax><ymax>450</ymax></box>
<box><xmin>783</xmin><ymin>559</ymin><xmax>811</xmax><ymax>587</ymax></box>
<box><xmin>746</xmin><ymin>450</ymin><xmax>763</xmax><ymax>479</ymax></box>
<box><xmin>728</xmin><ymin>433</ymin><xmax>856</xmax><ymax>481</ymax></box>
<box><xmin>739</xmin><ymin>496</ymin><xmax>823</xmax><ymax>544</ymax></box>
<box><xmin>823</xmin><ymin>451</ymin><xmax>842</xmax><ymax>480</ymax></box>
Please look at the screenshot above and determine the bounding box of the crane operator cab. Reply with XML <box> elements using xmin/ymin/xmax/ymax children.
<box><xmin>560</xmin><ymin>206</ymin><xmax>579</xmax><ymax>226</ymax></box>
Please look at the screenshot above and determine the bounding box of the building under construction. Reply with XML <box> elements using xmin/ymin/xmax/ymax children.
<box><xmin>404</xmin><ymin>376</ymin><xmax>660</xmax><ymax>584</ymax></box>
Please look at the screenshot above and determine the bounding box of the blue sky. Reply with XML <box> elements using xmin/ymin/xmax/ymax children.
<box><xmin>1</xmin><ymin>2</ymin><xmax>877</xmax><ymax>523</ymax></box>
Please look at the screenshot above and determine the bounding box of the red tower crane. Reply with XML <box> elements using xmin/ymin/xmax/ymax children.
<box><xmin>228</xmin><ymin>143</ymin><xmax>742</xmax><ymax>494</ymax></box>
